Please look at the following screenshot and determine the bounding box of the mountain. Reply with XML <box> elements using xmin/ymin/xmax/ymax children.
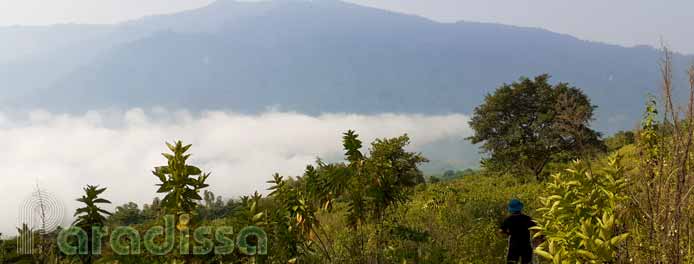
<box><xmin>1</xmin><ymin>0</ymin><xmax>692</xmax><ymax>133</ymax></box>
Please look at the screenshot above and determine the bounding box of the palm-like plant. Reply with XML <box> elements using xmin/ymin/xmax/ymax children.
<box><xmin>152</xmin><ymin>141</ymin><xmax>209</xmax><ymax>261</ymax></box>
<box><xmin>73</xmin><ymin>185</ymin><xmax>112</xmax><ymax>228</ymax></box>
<box><xmin>152</xmin><ymin>141</ymin><xmax>209</xmax><ymax>216</ymax></box>
<box><xmin>73</xmin><ymin>185</ymin><xmax>111</xmax><ymax>264</ymax></box>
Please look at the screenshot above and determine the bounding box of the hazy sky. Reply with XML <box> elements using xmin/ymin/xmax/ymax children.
<box><xmin>0</xmin><ymin>0</ymin><xmax>692</xmax><ymax>54</ymax></box>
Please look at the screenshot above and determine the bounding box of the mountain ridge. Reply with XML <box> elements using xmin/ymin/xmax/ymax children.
<box><xmin>0</xmin><ymin>0</ymin><xmax>691</xmax><ymax>134</ymax></box>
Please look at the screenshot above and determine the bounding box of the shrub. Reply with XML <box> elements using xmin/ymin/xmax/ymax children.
<box><xmin>533</xmin><ymin>155</ymin><xmax>629</xmax><ymax>263</ymax></box>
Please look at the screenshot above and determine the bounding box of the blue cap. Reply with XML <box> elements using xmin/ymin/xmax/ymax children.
<box><xmin>508</xmin><ymin>199</ymin><xmax>523</xmax><ymax>213</ymax></box>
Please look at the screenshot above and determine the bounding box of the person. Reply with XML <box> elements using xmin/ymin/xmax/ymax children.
<box><xmin>499</xmin><ymin>199</ymin><xmax>536</xmax><ymax>264</ymax></box>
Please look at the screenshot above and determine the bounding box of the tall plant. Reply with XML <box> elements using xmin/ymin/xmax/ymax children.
<box><xmin>153</xmin><ymin>141</ymin><xmax>210</xmax><ymax>217</ymax></box>
<box><xmin>324</xmin><ymin>130</ymin><xmax>427</xmax><ymax>263</ymax></box>
<box><xmin>73</xmin><ymin>185</ymin><xmax>112</xmax><ymax>264</ymax></box>
<box><xmin>625</xmin><ymin>46</ymin><xmax>694</xmax><ymax>263</ymax></box>
<box><xmin>263</xmin><ymin>131</ymin><xmax>427</xmax><ymax>263</ymax></box>
<box><xmin>267</xmin><ymin>172</ymin><xmax>328</xmax><ymax>263</ymax></box>
<box><xmin>152</xmin><ymin>141</ymin><xmax>210</xmax><ymax>260</ymax></box>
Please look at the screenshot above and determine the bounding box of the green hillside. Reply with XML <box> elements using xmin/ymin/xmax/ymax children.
<box><xmin>2</xmin><ymin>57</ymin><xmax>694</xmax><ymax>263</ymax></box>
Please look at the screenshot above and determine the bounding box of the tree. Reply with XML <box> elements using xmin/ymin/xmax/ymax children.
<box><xmin>467</xmin><ymin>74</ymin><xmax>604</xmax><ymax>179</ymax></box>
<box><xmin>141</xmin><ymin>197</ymin><xmax>162</xmax><ymax>221</ymax></box>
<box><xmin>264</xmin><ymin>131</ymin><xmax>428</xmax><ymax>263</ymax></box>
<box><xmin>604</xmin><ymin>130</ymin><xmax>635</xmax><ymax>151</ymax></box>
<box><xmin>428</xmin><ymin>176</ymin><xmax>441</xmax><ymax>183</ymax></box>
<box><xmin>73</xmin><ymin>185</ymin><xmax>112</xmax><ymax>264</ymax></box>
<box><xmin>442</xmin><ymin>170</ymin><xmax>456</xmax><ymax>179</ymax></box>
<box><xmin>196</xmin><ymin>190</ymin><xmax>230</xmax><ymax>221</ymax></box>
<box><xmin>109</xmin><ymin>202</ymin><xmax>145</xmax><ymax>226</ymax></box>
<box><xmin>324</xmin><ymin>131</ymin><xmax>427</xmax><ymax>263</ymax></box>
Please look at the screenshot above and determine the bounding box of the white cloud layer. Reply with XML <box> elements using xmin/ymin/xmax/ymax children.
<box><xmin>0</xmin><ymin>109</ymin><xmax>471</xmax><ymax>236</ymax></box>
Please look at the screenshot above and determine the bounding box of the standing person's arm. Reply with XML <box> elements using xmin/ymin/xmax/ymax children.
<box><xmin>498</xmin><ymin>217</ymin><xmax>510</xmax><ymax>236</ymax></box>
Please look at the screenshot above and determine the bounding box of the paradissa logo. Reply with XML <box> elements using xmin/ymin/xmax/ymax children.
<box><xmin>57</xmin><ymin>214</ymin><xmax>267</xmax><ymax>256</ymax></box>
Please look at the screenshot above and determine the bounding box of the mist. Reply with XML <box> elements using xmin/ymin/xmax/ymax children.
<box><xmin>0</xmin><ymin>108</ymin><xmax>471</xmax><ymax>236</ymax></box>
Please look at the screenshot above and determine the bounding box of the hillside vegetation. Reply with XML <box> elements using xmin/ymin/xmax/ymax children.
<box><xmin>2</xmin><ymin>49</ymin><xmax>694</xmax><ymax>264</ymax></box>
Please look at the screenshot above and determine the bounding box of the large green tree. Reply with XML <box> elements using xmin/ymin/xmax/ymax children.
<box><xmin>109</xmin><ymin>202</ymin><xmax>145</xmax><ymax>226</ymax></box>
<box><xmin>467</xmin><ymin>74</ymin><xmax>604</xmax><ymax>179</ymax></box>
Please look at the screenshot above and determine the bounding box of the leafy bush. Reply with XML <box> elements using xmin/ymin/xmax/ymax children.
<box><xmin>533</xmin><ymin>155</ymin><xmax>629</xmax><ymax>263</ymax></box>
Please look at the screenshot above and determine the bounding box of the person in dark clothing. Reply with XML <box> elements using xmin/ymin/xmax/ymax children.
<box><xmin>499</xmin><ymin>199</ymin><xmax>536</xmax><ymax>264</ymax></box>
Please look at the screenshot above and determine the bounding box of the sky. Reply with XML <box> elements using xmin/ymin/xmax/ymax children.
<box><xmin>0</xmin><ymin>0</ymin><xmax>692</xmax><ymax>54</ymax></box>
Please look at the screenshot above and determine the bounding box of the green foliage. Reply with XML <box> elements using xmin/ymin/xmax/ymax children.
<box><xmin>604</xmin><ymin>130</ymin><xmax>635</xmax><ymax>152</ymax></box>
<box><xmin>196</xmin><ymin>190</ymin><xmax>235</xmax><ymax>221</ymax></box>
<box><xmin>263</xmin><ymin>130</ymin><xmax>428</xmax><ymax>263</ymax></box>
<box><xmin>152</xmin><ymin>140</ymin><xmax>210</xmax><ymax>216</ymax></box>
<box><xmin>468</xmin><ymin>74</ymin><xmax>605</xmax><ymax>178</ymax></box>
<box><xmin>532</xmin><ymin>156</ymin><xmax>629</xmax><ymax>263</ymax></box>
<box><xmin>622</xmin><ymin>94</ymin><xmax>694</xmax><ymax>263</ymax></box>
<box><xmin>333</xmin><ymin>131</ymin><xmax>428</xmax><ymax>262</ymax></box>
<box><xmin>639</xmin><ymin>97</ymin><xmax>660</xmax><ymax>163</ymax></box>
<box><xmin>309</xmin><ymin>130</ymin><xmax>427</xmax><ymax>230</ymax></box>
<box><xmin>109</xmin><ymin>202</ymin><xmax>145</xmax><ymax>226</ymax></box>
<box><xmin>361</xmin><ymin>133</ymin><xmax>429</xmax><ymax>215</ymax></box>
<box><xmin>74</xmin><ymin>185</ymin><xmax>112</xmax><ymax>229</ymax></box>
<box><xmin>0</xmin><ymin>230</ymin><xmax>39</xmax><ymax>263</ymax></box>
<box><xmin>438</xmin><ymin>168</ymin><xmax>477</xmax><ymax>181</ymax></box>
<box><xmin>324</xmin><ymin>172</ymin><xmax>544</xmax><ymax>263</ymax></box>
<box><xmin>22</xmin><ymin>117</ymin><xmax>692</xmax><ymax>263</ymax></box>
<box><xmin>266</xmin><ymin>172</ymin><xmax>326</xmax><ymax>262</ymax></box>
<box><xmin>73</xmin><ymin>185</ymin><xmax>112</xmax><ymax>264</ymax></box>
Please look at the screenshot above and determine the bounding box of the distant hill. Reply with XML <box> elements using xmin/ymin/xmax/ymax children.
<box><xmin>1</xmin><ymin>0</ymin><xmax>692</xmax><ymax>133</ymax></box>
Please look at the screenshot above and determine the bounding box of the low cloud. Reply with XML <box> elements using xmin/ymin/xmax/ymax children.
<box><xmin>0</xmin><ymin>109</ymin><xmax>471</xmax><ymax>235</ymax></box>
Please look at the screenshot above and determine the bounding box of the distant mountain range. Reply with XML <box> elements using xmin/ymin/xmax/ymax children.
<box><xmin>1</xmin><ymin>0</ymin><xmax>692</xmax><ymax>133</ymax></box>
